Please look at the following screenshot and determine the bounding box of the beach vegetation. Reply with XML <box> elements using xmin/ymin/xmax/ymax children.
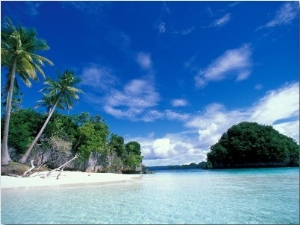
<box><xmin>1</xmin><ymin>109</ymin><xmax>43</xmax><ymax>155</ymax></box>
<box><xmin>108</xmin><ymin>134</ymin><xmax>125</xmax><ymax>158</ymax></box>
<box><xmin>1</xmin><ymin>17</ymin><xmax>53</xmax><ymax>165</ymax></box>
<box><xmin>75</xmin><ymin>116</ymin><xmax>109</xmax><ymax>158</ymax></box>
<box><xmin>19</xmin><ymin>70</ymin><xmax>83</xmax><ymax>163</ymax></box>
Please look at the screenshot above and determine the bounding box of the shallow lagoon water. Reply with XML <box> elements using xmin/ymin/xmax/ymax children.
<box><xmin>1</xmin><ymin>167</ymin><xmax>299</xmax><ymax>224</ymax></box>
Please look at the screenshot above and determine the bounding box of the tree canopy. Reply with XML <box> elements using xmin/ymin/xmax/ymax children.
<box><xmin>1</xmin><ymin>17</ymin><xmax>53</xmax><ymax>165</ymax></box>
<box><xmin>206</xmin><ymin>122</ymin><xmax>299</xmax><ymax>168</ymax></box>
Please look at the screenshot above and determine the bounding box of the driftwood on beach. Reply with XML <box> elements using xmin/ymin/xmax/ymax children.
<box><xmin>46</xmin><ymin>154</ymin><xmax>78</xmax><ymax>179</ymax></box>
<box><xmin>22</xmin><ymin>160</ymin><xmax>35</xmax><ymax>177</ymax></box>
<box><xmin>22</xmin><ymin>154</ymin><xmax>78</xmax><ymax>179</ymax></box>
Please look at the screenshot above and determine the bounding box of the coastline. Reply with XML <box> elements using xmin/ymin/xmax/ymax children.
<box><xmin>1</xmin><ymin>171</ymin><xmax>142</xmax><ymax>189</ymax></box>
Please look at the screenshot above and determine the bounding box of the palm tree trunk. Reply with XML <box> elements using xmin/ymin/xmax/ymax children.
<box><xmin>19</xmin><ymin>96</ymin><xmax>61</xmax><ymax>164</ymax></box>
<box><xmin>1</xmin><ymin>58</ymin><xmax>17</xmax><ymax>165</ymax></box>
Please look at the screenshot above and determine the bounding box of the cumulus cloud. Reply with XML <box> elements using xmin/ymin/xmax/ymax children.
<box><xmin>195</xmin><ymin>44</ymin><xmax>252</xmax><ymax>88</ymax></box>
<box><xmin>136</xmin><ymin>52</ymin><xmax>152</xmax><ymax>69</ymax></box>
<box><xmin>212</xmin><ymin>13</ymin><xmax>231</xmax><ymax>27</ymax></box>
<box><xmin>186</xmin><ymin>82</ymin><xmax>299</xmax><ymax>148</ymax></box>
<box><xmin>186</xmin><ymin>103</ymin><xmax>246</xmax><ymax>148</ymax></box>
<box><xmin>171</xmin><ymin>98</ymin><xmax>188</xmax><ymax>107</ymax></box>
<box><xmin>130</xmin><ymin>81</ymin><xmax>299</xmax><ymax>166</ymax></box>
<box><xmin>257</xmin><ymin>2</ymin><xmax>299</xmax><ymax>30</ymax></box>
<box><xmin>129</xmin><ymin>133</ymin><xmax>207</xmax><ymax>166</ymax></box>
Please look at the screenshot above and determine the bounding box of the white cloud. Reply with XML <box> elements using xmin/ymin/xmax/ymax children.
<box><xmin>141</xmin><ymin>109</ymin><xmax>190</xmax><ymax>122</ymax></box>
<box><xmin>165</xmin><ymin>110</ymin><xmax>190</xmax><ymax>121</ymax></box>
<box><xmin>82</xmin><ymin>73</ymin><xmax>193</xmax><ymax>122</ymax></box>
<box><xmin>152</xmin><ymin>138</ymin><xmax>173</xmax><ymax>158</ymax></box>
<box><xmin>142</xmin><ymin>110</ymin><xmax>164</xmax><ymax>122</ymax></box>
<box><xmin>129</xmin><ymin>133</ymin><xmax>207</xmax><ymax>166</ymax></box>
<box><xmin>212</xmin><ymin>13</ymin><xmax>231</xmax><ymax>27</ymax></box>
<box><xmin>136</xmin><ymin>52</ymin><xmax>152</xmax><ymax>69</ymax></box>
<box><xmin>187</xmin><ymin>82</ymin><xmax>299</xmax><ymax>148</ymax></box>
<box><xmin>81</xmin><ymin>66</ymin><xmax>117</xmax><ymax>91</ymax></box>
<box><xmin>186</xmin><ymin>103</ymin><xmax>246</xmax><ymax>148</ymax></box>
<box><xmin>195</xmin><ymin>44</ymin><xmax>252</xmax><ymax>88</ymax></box>
<box><xmin>249</xmin><ymin>82</ymin><xmax>299</xmax><ymax>128</ymax></box>
<box><xmin>103</xmin><ymin>78</ymin><xmax>160</xmax><ymax>120</ymax></box>
<box><xmin>171</xmin><ymin>98</ymin><xmax>188</xmax><ymax>107</ymax></box>
<box><xmin>131</xmin><ymin>81</ymin><xmax>299</xmax><ymax>166</ymax></box>
<box><xmin>258</xmin><ymin>2</ymin><xmax>298</xmax><ymax>30</ymax></box>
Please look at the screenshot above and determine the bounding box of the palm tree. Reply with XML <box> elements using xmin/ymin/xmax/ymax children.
<box><xmin>19</xmin><ymin>70</ymin><xmax>83</xmax><ymax>164</ymax></box>
<box><xmin>1</xmin><ymin>17</ymin><xmax>53</xmax><ymax>165</ymax></box>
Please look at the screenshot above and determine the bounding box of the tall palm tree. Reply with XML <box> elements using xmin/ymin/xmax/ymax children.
<box><xmin>1</xmin><ymin>17</ymin><xmax>53</xmax><ymax>165</ymax></box>
<box><xmin>19</xmin><ymin>70</ymin><xmax>83</xmax><ymax>163</ymax></box>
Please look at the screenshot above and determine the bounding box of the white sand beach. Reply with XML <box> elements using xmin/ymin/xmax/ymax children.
<box><xmin>1</xmin><ymin>171</ymin><xmax>142</xmax><ymax>189</ymax></box>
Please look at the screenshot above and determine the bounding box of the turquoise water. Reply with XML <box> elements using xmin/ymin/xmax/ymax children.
<box><xmin>1</xmin><ymin>168</ymin><xmax>299</xmax><ymax>224</ymax></box>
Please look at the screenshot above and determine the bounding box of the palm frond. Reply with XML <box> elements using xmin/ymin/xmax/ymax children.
<box><xmin>37</xmin><ymin>69</ymin><xmax>83</xmax><ymax>113</ymax></box>
<box><xmin>1</xmin><ymin>16</ymin><xmax>53</xmax><ymax>88</ymax></box>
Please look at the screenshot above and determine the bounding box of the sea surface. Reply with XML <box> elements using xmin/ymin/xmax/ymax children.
<box><xmin>1</xmin><ymin>167</ymin><xmax>299</xmax><ymax>224</ymax></box>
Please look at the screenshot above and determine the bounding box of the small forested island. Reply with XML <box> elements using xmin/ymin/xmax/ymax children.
<box><xmin>206</xmin><ymin>122</ymin><xmax>299</xmax><ymax>169</ymax></box>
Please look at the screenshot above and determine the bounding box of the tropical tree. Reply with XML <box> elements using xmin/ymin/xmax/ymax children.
<box><xmin>19</xmin><ymin>70</ymin><xmax>83</xmax><ymax>163</ymax></box>
<box><xmin>109</xmin><ymin>134</ymin><xmax>125</xmax><ymax>158</ymax></box>
<box><xmin>124</xmin><ymin>141</ymin><xmax>143</xmax><ymax>170</ymax></box>
<box><xmin>206</xmin><ymin>121</ymin><xmax>299</xmax><ymax>168</ymax></box>
<box><xmin>1</xmin><ymin>17</ymin><xmax>53</xmax><ymax>165</ymax></box>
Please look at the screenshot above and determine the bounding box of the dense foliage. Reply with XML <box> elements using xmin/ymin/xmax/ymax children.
<box><xmin>1</xmin><ymin>109</ymin><xmax>44</xmax><ymax>154</ymax></box>
<box><xmin>1</xmin><ymin>109</ymin><xmax>143</xmax><ymax>172</ymax></box>
<box><xmin>206</xmin><ymin>122</ymin><xmax>299</xmax><ymax>168</ymax></box>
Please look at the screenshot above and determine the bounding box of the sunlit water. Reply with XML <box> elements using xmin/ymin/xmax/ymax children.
<box><xmin>1</xmin><ymin>168</ymin><xmax>299</xmax><ymax>224</ymax></box>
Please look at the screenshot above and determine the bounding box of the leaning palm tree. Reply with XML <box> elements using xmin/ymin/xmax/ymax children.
<box><xmin>1</xmin><ymin>17</ymin><xmax>53</xmax><ymax>165</ymax></box>
<box><xmin>19</xmin><ymin>70</ymin><xmax>83</xmax><ymax>164</ymax></box>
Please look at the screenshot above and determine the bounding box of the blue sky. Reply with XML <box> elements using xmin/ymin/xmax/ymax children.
<box><xmin>1</xmin><ymin>1</ymin><xmax>299</xmax><ymax>166</ymax></box>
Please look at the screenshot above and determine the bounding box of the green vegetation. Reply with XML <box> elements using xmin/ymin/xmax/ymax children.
<box><xmin>1</xmin><ymin>16</ymin><xmax>53</xmax><ymax>165</ymax></box>
<box><xmin>206</xmin><ymin>122</ymin><xmax>299</xmax><ymax>168</ymax></box>
<box><xmin>1</xmin><ymin>108</ymin><xmax>144</xmax><ymax>173</ymax></box>
<box><xmin>19</xmin><ymin>70</ymin><xmax>83</xmax><ymax>163</ymax></box>
<box><xmin>1</xmin><ymin>17</ymin><xmax>143</xmax><ymax>173</ymax></box>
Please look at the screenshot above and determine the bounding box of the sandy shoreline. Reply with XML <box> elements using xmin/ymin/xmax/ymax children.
<box><xmin>1</xmin><ymin>171</ymin><xmax>142</xmax><ymax>189</ymax></box>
